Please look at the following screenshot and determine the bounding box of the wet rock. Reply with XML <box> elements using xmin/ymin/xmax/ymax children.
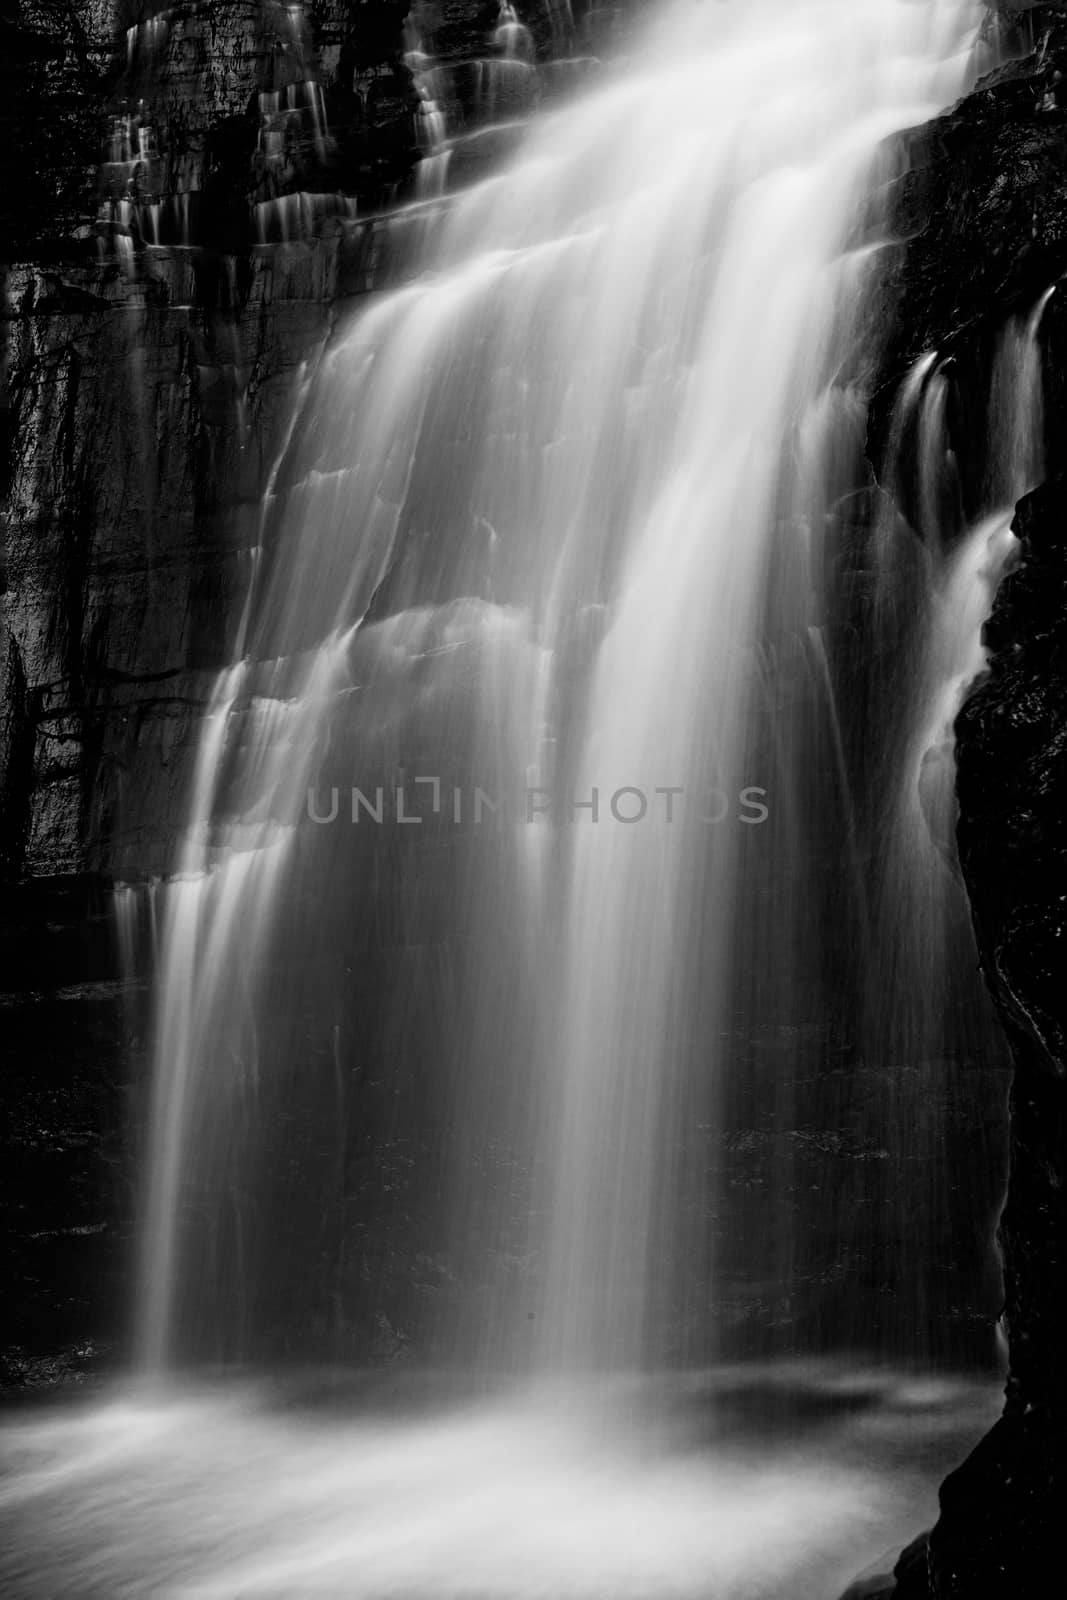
<box><xmin>0</xmin><ymin>876</ymin><xmax>132</xmax><ymax>1386</ymax></box>
<box><xmin>0</xmin><ymin>3</ymin><xmax>112</xmax><ymax>264</ymax></box>
<box><xmin>105</xmin><ymin>1</ymin><xmax>421</xmax><ymax>252</ymax></box>
<box><xmin>940</xmin><ymin>477</ymin><xmax>1067</xmax><ymax>1594</ymax></box>
<box><xmin>0</xmin><ymin>6</ymin><xmax>503</xmax><ymax>899</ymax></box>
<box><xmin>958</xmin><ymin>477</ymin><xmax>1067</xmax><ymax>1081</ymax></box>
<box><xmin>845</xmin><ymin>465</ymin><xmax>1067</xmax><ymax>1600</ymax></box>
<box><xmin>0</xmin><ymin>1</ymin><xmax>430</xmax><ymax>1383</ymax></box>
<box><xmin>925</xmin><ymin>1407</ymin><xmax>1065</xmax><ymax>1594</ymax></box>
<box><xmin>854</xmin><ymin>18</ymin><xmax>1067</xmax><ymax>1593</ymax></box>
<box><xmin>868</xmin><ymin>8</ymin><xmax>1067</xmax><ymax>504</ymax></box>
<box><xmin>1</xmin><ymin>251</ymin><xmax>338</xmax><ymax>881</ymax></box>
<box><xmin>839</xmin><ymin>1532</ymin><xmax>932</xmax><ymax>1599</ymax></box>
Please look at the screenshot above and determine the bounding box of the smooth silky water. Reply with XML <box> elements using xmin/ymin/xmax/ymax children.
<box><xmin>3</xmin><ymin>1</ymin><xmax>1041</xmax><ymax>1594</ymax></box>
<box><xmin>0</xmin><ymin>1368</ymin><xmax>1002</xmax><ymax>1599</ymax></box>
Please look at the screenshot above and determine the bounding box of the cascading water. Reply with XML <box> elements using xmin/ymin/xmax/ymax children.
<box><xmin>906</xmin><ymin>289</ymin><xmax>1052</xmax><ymax>861</ymax></box>
<box><xmin>846</xmin><ymin>290</ymin><xmax>1051</xmax><ymax>1354</ymax></box>
<box><xmin>9</xmin><ymin>4</ymin><xmax>1049</xmax><ymax>1596</ymax></box>
<box><xmin>867</xmin><ymin>291</ymin><xmax>1051</xmax><ymax>1066</ymax></box>
<box><xmin>134</xmin><ymin>0</ymin><xmax>992</xmax><ymax>1378</ymax></box>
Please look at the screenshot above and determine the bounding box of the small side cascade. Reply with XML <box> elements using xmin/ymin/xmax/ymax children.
<box><xmin>910</xmin><ymin>514</ymin><xmax>1016</xmax><ymax>851</ymax></box>
<box><xmin>252</xmin><ymin>191</ymin><xmax>358</xmax><ymax>246</ymax></box>
<box><xmin>542</xmin><ymin>0</ymin><xmax>576</xmax><ymax>53</ymax></box>
<box><xmin>114</xmin><ymin>881</ymin><xmax>162</xmax><ymax>992</ymax></box>
<box><xmin>100</xmin><ymin>100</ymin><xmax>168</xmax><ymax>264</ymax></box>
<box><xmin>104</xmin><ymin>18</ymin><xmax>200</xmax><ymax>261</ymax></box>
<box><xmin>124</xmin><ymin>16</ymin><xmax>169</xmax><ymax>76</ymax></box>
<box><xmin>104</xmin><ymin>2</ymin><xmax>337</xmax><ymax>264</ymax></box>
<box><xmin>405</xmin><ymin>14</ymin><xmax>454</xmax><ymax>200</ymax></box>
<box><xmin>496</xmin><ymin>3</ymin><xmax>537</xmax><ymax>63</ymax></box>
<box><xmin>869</xmin><ymin>350</ymin><xmax>949</xmax><ymax>627</ymax></box>
<box><xmin>249</xmin><ymin>6</ymin><xmax>335</xmax><ymax>230</ymax></box>
<box><xmin>874</xmin><ymin>351</ymin><xmax>941</xmax><ymax>532</ymax></box>
<box><xmin>250</xmin><ymin>75</ymin><xmax>355</xmax><ymax>244</ymax></box>
<box><xmin>114</xmin><ymin>877</ymin><xmax>164</xmax><ymax>1046</ymax></box>
<box><xmin>911</xmin><ymin>286</ymin><xmax>1054</xmax><ymax>825</ymax></box>
<box><xmin>283</xmin><ymin>4</ymin><xmax>332</xmax><ymax>164</ymax></box>
<box><xmin>477</xmin><ymin>3</ymin><xmax>539</xmax><ymax>119</ymax></box>
<box><xmin>985</xmin><ymin>286</ymin><xmax>1055</xmax><ymax>508</ymax></box>
<box><xmin>253</xmin><ymin>81</ymin><xmax>334</xmax><ymax>196</ymax></box>
<box><xmin>405</xmin><ymin>2</ymin><xmax>551</xmax><ymax>198</ymax></box>
<box><xmin>869</xmin><ymin>288</ymin><xmax>1054</xmax><ymax>1067</ymax></box>
<box><xmin>851</xmin><ymin>295</ymin><xmax>1049</xmax><ymax>1359</ymax></box>
<box><xmin>916</xmin><ymin>359</ymin><xmax>954</xmax><ymax>551</ymax></box>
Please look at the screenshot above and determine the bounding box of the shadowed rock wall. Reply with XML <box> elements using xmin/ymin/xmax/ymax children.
<box><xmin>0</xmin><ymin>0</ymin><xmax>419</xmax><ymax>1383</ymax></box>
<box><xmin>0</xmin><ymin>0</ymin><xmax>621</xmax><ymax>1382</ymax></box>
<box><xmin>858</xmin><ymin>5</ymin><xmax>1067</xmax><ymax>1592</ymax></box>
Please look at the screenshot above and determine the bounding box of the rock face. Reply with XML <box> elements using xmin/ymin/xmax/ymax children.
<box><xmin>1</xmin><ymin>0</ymin><xmax>617</xmax><ymax>1381</ymax></box>
<box><xmin>869</xmin><ymin>2</ymin><xmax>1067</xmax><ymax>496</ymax></box>
<box><xmin>1</xmin><ymin>0</ymin><xmax>444</xmax><ymax>1382</ymax></box>
<box><xmin>102</xmin><ymin>2</ymin><xmax>419</xmax><ymax>253</ymax></box>
<box><xmin>854</xmin><ymin>477</ymin><xmax>1067</xmax><ymax>1600</ymax></box>
<box><xmin>862</xmin><ymin>7</ymin><xmax>1067</xmax><ymax>1595</ymax></box>
<box><xmin>0</xmin><ymin>4</ymin><xmax>112</xmax><ymax>266</ymax></box>
<box><xmin>934</xmin><ymin>476</ymin><xmax>1067</xmax><ymax>1596</ymax></box>
<box><xmin>2</xmin><ymin>3</ymin><xmax>425</xmax><ymax>895</ymax></box>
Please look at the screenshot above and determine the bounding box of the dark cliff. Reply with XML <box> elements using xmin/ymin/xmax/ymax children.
<box><xmin>0</xmin><ymin>1</ymin><xmax>413</xmax><ymax>1382</ymax></box>
<box><xmin>0</xmin><ymin>0</ymin><xmax>541</xmax><ymax>1380</ymax></box>
<box><xmin>859</xmin><ymin>4</ymin><xmax>1067</xmax><ymax>1594</ymax></box>
<box><xmin>938</xmin><ymin>477</ymin><xmax>1067</xmax><ymax>1597</ymax></box>
<box><xmin>1</xmin><ymin>0</ymin><xmax>620</xmax><ymax>1383</ymax></box>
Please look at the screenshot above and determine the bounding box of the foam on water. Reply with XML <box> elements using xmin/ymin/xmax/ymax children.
<box><xmin>0</xmin><ymin>1367</ymin><xmax>999</xmax><ymax>1600</ymax></box>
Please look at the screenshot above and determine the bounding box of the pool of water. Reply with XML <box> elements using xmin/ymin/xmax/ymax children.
<box><xmin>0</xmin><ymin>1362</ymin><xmax>999</xmax><ymax>1598</ymax></box>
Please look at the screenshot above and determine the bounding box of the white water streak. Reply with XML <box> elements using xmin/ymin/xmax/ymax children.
<box><xmin>137</xmin><ymin>0</ymin><xmax>985</xmax><ymax>1373</ymax></box>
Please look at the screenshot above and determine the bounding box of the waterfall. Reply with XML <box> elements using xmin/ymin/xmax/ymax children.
<box><xmin>136</xmin><ymin>0</ymin><xmax>988</xmax><ymax>1376</ymax></box>
<box><xmin>917</xmin><ymin>289</ymin><xmax>1052</xmax><ymax>844</ymax></box>
<box><xmin>850</xmin><ymin>291</ymin><xmax>1050</xmax><ymax>1355</ymax></box>
<box><xmin>870</xmin><ymin>290</ymin><xmax>1051</xmax><ymax>1046</ymax></box>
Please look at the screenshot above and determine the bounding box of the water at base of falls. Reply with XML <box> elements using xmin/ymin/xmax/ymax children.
<box><xmin>0</xmin><ymin>1365</ymin><xmax>1000</xmax><ymax>1600</ymax></box>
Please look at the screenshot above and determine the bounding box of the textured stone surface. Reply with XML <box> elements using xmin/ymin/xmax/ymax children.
<box><xmin>1</xmin><ymin>3</ymin><xmax>616</xmax><ymax>894</ymax></box>
<box><xmin>103</xmin><ymin>1</ymin><xmax>419</xmax><ymax>252</ymax></box>
<box><xmin>0</xmin><ymin>0</ymin><xmax>425</xmax><ymax>1381</ymax></box>
<box><xmin>1</xmin><ymin>0</ymin><xmax>612</xmax><ymax>1380</ymax></box>
<box><xmin>0</xmin><ymin>3</ymin><xmax>113</xmax><ymax>263</ymax></box>
<box><xmin>857</xmin><ymin>12</ymin><xmax>1067</xmax><ymax>1595</ymax></box>
<box><xmin>868</xmin><ymin>5</ymin><xmax>1067</xmax><ymax>506</ymax></box>
<box><xmin>1</xmin><ymin>3</ymin><xmax>424</xmax><ymax>900</ymax></box>
<box><xmin>2</xmin><ymin>248</ymin><xmax>340</xmax><ymax>882</ymax></box>
<box><xmin>941</xmin><ymin>477</ymin><xmax>1067</xmax><ymax>1596</ymax></box>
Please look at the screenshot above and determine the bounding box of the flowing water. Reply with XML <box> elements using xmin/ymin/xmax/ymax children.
<box><xmin>0</xmin><ymin>1367</ymin><xmax>1002</xmax><ymax>1600</ymax></box>
<box><xmin>135</xmin><ymin>0</ymin><xmax>993</xmax><ymax>1379</ymax></box>
<box><xmin>8</xmin><ymin>1</ymin><xmax>1048</xmax><ymax>1594</ymax></box>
